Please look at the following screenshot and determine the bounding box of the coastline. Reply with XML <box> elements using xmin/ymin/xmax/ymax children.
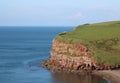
<box><xmin>92</xmin><ymin>70</ymin><xmax>120</xmax><ymax>83</ymax></box>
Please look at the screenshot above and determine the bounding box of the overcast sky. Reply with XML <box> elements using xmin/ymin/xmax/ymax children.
<box><xmin>0</xmin><ymin>0</ymin><xmax>120</xmax><ymax>26</ymax></box>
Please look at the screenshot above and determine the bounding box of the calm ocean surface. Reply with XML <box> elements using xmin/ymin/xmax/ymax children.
<box><xmin>0</xmin><ymin>27</ymin><xmax>107</xmax><ymax>83</ymax></box>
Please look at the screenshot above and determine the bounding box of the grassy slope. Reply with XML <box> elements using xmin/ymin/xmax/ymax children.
<box><xmin>55</xmin><ymin>21</ymin><xmax>120</xmax><ymax>64</ymax></box>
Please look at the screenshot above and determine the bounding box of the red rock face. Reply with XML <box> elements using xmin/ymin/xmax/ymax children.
<box><xmin>41</xmin><ymin>40</ymin><xmax>94</xmax><ymax>72</ymax></box>
<box><xmin>41</xmin><ymin>40</ymin><xmax>120</xmax><ymax>72</ymax></box>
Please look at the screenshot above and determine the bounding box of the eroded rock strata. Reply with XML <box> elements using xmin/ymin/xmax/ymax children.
<box><xmin>41</xmin><ymin>40</ymin><xmax>120</xmax><ymax>73</ymax></box>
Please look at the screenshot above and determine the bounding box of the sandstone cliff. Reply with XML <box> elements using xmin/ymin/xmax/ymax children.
<box><xmin>42</xmin><ymin>40</ymin><xmax>119</xmax><ymax>73</ymax></box>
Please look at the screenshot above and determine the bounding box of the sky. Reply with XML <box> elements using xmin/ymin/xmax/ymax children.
<box><xmin>0</xmin><ymin>0</ymin><xmax>120</xmax><ymax>26</ymax></box>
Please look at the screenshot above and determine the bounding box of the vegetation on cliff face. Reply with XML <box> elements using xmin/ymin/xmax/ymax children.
<box><xmin>55</xmin><ymin>21</ymin><xmax>120</xmax><ymax>65</ymax></box>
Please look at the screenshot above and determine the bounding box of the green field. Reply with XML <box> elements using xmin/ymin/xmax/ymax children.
<box><xmin>55</xmin><ymin>21</ymin><xmax>120</xmax><ymax>64</ymax></box>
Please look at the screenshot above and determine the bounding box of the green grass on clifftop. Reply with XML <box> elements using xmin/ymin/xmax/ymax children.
<box><xmin>55</xmin><ymin>21</ymin><xmax>120</xmax><ymax>64</ymax></box>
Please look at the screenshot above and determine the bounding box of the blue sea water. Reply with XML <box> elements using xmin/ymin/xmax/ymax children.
<box><xmin>0</xmin><ymin>27</ymin><xmax>108</xmax><ymax>83</ymax></box>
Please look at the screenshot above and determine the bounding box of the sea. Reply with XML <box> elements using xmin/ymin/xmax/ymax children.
<box><xmin>0</xmin><ymin>26</ymin><xmax>108</xmax><ymax>83</ymax></box>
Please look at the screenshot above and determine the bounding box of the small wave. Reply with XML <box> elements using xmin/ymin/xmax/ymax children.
<box><xmin>23</xmin><ymin>57</ymin><xmax>44</xmax><ymax>67</ymax></box>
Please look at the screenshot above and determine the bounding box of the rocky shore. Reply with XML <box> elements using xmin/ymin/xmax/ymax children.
<box><xmin>41</xmin><ymin>55</ymin><xmax>93</xmax><ymax>73</ymax></box>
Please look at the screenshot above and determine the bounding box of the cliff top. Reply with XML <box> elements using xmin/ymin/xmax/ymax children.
<box><xmin>56</xmin><ymin>21</ymin><xmax>120</xmax><ymax>43</ymax></box>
